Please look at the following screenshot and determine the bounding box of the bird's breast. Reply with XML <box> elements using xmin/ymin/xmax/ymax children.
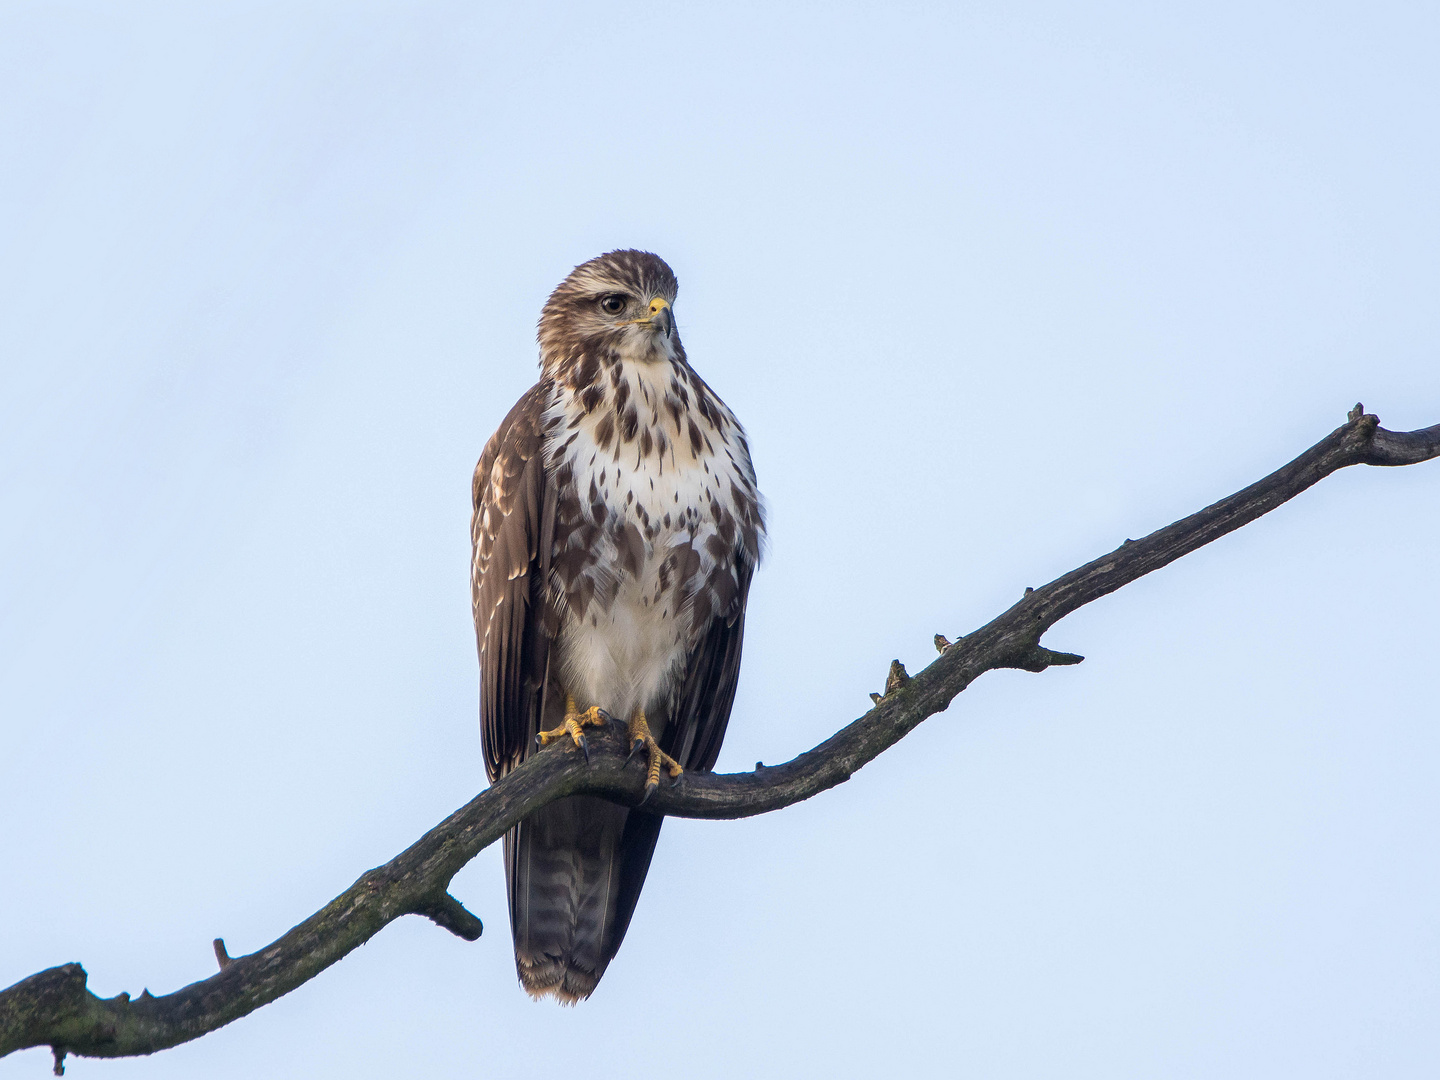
<box><xmin>542</xmin><ymin>370</ymin><xmax>761</xmax><ymax>718</ymax></box>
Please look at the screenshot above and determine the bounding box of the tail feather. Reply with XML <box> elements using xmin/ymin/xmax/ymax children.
<box><xmin>506</xmin><ymin>795</ymin><xmax>663</xmax><ymax>1002</ymax></box>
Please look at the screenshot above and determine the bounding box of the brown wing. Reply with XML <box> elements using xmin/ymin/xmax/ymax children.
<box><xmin>661</xmin><ymin>553</ymin><xmax>757</xmax><ymax>772</ymax></box>
<box><xmin>472</xmin><ymin>383</ymin><xmax>557</xmax><ymax>783</ymax></box>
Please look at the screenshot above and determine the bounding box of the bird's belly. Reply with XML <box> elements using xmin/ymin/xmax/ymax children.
<box><xmin>554</xmin><ymin>557</ymin><xmax>690</xmax><ymax>724</ymax></box>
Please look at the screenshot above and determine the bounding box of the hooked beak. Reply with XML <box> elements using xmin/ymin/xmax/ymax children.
<box><xmin>633</xmin><ymin>297</ymin><xmax>674</xmax><ymax>340</ymax></box>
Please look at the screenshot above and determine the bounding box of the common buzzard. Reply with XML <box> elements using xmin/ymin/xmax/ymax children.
<box><xmin>471</xmin><ymin>250</ymin><xmax>765</xmax><ymax>1001</ymax></box>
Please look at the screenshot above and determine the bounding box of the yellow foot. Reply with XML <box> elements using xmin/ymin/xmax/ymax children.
<box><xmin>537</xmin><ymin>695</ymin><xmax>611</xmax><ymax>762</ymax></box>
<box><xmin>627</xmin><ymin>709</ymin><xmax>682</xmax><ymax>804</ymax></box>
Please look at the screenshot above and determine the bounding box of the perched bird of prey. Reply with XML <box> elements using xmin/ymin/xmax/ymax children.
<box><xmin>471</xmin><ymin>250</ymin><xmax>765</xmax><ymax>1002</ymax></box>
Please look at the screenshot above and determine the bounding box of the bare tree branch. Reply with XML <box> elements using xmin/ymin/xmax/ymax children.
<box><xmin>4</xmin><ymin>405</ymin><xmax>1437</xmax><ymax>1072</ymax></box>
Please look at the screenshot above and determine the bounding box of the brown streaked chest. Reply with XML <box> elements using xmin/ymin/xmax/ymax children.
<box><xmin>542</xmin><ymin>355</ymin><xmax>764</xmax><ymax>638</ymax></box>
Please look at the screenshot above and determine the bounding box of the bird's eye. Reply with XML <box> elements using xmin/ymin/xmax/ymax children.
<box><xmin>599</xmin><ymin>295</ymin><xmax>627</xmax><ymax>315</ymax></box>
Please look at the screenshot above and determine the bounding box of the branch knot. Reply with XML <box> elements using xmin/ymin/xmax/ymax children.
<box><xmin>869</xmin><ymin>660</ymin><xmax>911</xmax><ymax>704</ymax></box>
<box><xmin>410</xmin><ymin>893</ymin><xmax>483</xmax><ymax>941</ymax></box>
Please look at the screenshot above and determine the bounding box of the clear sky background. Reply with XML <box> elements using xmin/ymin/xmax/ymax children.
<box><xmin>3</xmin><ymin>2</ymin><xmax>1438</xmax><ymax>1077</ymax></box>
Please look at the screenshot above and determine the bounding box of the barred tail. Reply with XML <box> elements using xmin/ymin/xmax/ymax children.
<box><xmin>505</xmin><ymin>795</ymin><xmax>663</xmax><ymax>1002</ymax></box>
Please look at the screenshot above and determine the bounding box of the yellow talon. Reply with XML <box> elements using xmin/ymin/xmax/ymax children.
<box><xmin>628</xmin><ymin>708</ymin><xmax>682</xmax><ymax>802</ymax></box>
<box><xmin>537</xmin><ymin>694</ymin><xmax>610</xmax><ymax>760</ymax></box>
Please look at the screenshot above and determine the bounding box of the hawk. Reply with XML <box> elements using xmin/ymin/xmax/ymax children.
<box><xmin>470</xmin><ymin>250</ymin><xmax>765</xmax><ymax>1002</ymax></box>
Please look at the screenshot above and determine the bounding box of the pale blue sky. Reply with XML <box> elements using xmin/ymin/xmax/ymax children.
<box><xmin>3</xmin><ymin>2</ymin><xmax>1438</xmax><ymax>1077</ymax></box>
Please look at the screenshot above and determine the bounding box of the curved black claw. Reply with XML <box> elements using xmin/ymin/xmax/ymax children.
<box><xmin>638</xmin><ymin>779</ymin><xmax>658</xmax><ymax>807</ymax></box>
<box><xmin>627</xmin><ymin>738</ymin><xmax>645</xmax><ymax>763</ymax></box>
<box><xmin>578</xmin><ymin>734</ymin><xmax>590</xmax><ymax>764</ymax></box>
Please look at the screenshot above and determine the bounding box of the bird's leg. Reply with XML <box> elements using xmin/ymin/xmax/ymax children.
<box><xmin>628</xmin><ymin>707</ymin><xmax>682</xmax><ymax>803</ymax></box>
<box><xmin>537</xmin><ymin>693</ymin><xmax>610</xmax><ymax>762</ymax></box>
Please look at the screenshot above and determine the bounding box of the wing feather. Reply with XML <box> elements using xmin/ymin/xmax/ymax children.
<box><xmin>472</xmin><ymin>383</ymin><xmax>555</xmax><ymax>783</ymax></box>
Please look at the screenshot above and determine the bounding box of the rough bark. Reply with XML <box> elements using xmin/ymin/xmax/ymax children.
<box><xmin>3</xmin><ymin>405</ymin><xmax>1437</xmax><ymax>1073</ymax></box>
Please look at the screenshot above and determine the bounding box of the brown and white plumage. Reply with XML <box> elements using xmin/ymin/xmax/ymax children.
<box><xmin>471</xmin><ymin>250</ymin><xmax>764</xmax><ymax>1002</ymax></box>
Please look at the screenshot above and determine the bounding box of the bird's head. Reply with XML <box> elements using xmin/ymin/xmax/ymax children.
<box><xmin>538</xmin><ymin>250</ymin><xmax>683</xmax><ymax>380</ymax></box>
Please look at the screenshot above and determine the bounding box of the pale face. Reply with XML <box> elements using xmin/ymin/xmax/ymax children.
<box><xmin>538</xmin><ymin>252</ymin><xmax>684</xmax><ymax>375</ymax></box>
<box><xmin>572</xmin><ymin>278</ymin><xmax>680</xmax><ymax>365</ymax></box>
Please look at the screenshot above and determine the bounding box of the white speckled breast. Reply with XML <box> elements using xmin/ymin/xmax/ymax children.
<box><xmin>542</xmin><ymin>357</ymin><xmax>763</xmax><ymax>721</ymax></box>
